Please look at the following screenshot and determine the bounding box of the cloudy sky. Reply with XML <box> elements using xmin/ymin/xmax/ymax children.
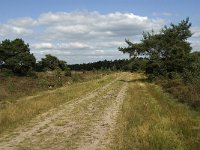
<box><xmin>0</xmin><ymin>0</ymin><xmax>199</xmax><ymax>64</ymax></box>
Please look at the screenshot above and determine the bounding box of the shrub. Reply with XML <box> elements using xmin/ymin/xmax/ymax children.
<box><xmin>65</xmin><ymin>69</ymin><xmax>72</xmax><ymax>77</ymax></box>
<box><xmin>159</xmin><ymin>79</ymin><xmax>200</xmax><ymax>110</ymax></box>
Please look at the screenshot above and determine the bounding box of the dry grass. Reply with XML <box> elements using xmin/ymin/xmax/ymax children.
<box><xmin>112</xmin><ymin>73</ymin><xmax>200</xmax><ymax>150</ymax></box>
<box><xmin>0</xmin><ymin>73</ymin><xmax>117</xmax><ymax>135</ymax></box>
<box><xmin>0</xmin><ymin>71</ymin><xmax>108</xmax><ymax>103</ymax></box>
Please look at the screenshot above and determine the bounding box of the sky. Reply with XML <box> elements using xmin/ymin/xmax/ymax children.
<box><xmin>0</xmin><ymin>0</ymin><xmax>200</xmax><ymax>64</ymax></box>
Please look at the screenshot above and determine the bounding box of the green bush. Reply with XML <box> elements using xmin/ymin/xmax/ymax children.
<box><xmin>0</xmin><ymin>39</ymin><xmax>36</xmax><ymax>76</ymax></box>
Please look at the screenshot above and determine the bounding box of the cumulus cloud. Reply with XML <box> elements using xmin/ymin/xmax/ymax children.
<box><xmin>0</xmin><ymin>24</ymin><xmax>33</xmax><ymax>37</ymax></box>
<box><xmin>188</xmin><ymin>27</ymin><xmax>200</xmax><ymax>51</ymax></box>
<box><xmin>189</xmin><ymin>38</ymin><xmax>200</xmax><ymax>51</ymax></box>
<box><xmin>192</xmin><ymin>27</ymin><xmax>200</xmax><ymax>38</ymax></box>
<box><xmin>0</xmin><ymin>11</ymin><xmax>167</xmax><ymax>63</ymax></box>
<box><xmin>32</xmin><ymin>42</ymin><xmax>92</xmax><ymax>50</ymax></box>
<box><xmin>8</xmin><ymin>17</ymin><xmax>37</xmax><ymax>27</ymax></box>
<box><xmin>32</xmin><ymin>43</ymin><xmax>54</xmax><ymax>49</ymax></box>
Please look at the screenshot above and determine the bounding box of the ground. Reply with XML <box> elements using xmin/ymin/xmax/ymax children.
<box><xmin>0</xmin><ymin>72</ymin><xmax>200</xmax><ymax>150</ymax></box>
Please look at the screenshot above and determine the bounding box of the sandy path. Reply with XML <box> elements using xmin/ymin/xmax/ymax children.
<box><xmin>77</xmin><ymin>83</ymin><xmax>128</xmax><ymax>150</ymax></box>
<box><xmin>0</xmin><ymin>73</ymin><xmax>129</xmax><ymax>150</ymax></box>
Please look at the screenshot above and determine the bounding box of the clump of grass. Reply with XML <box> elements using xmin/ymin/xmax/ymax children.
<box><xmin>112</xmin><ymin>73</ymin><xmax>200</xmax><ymax>150</ymax></box>
<box><xmin>54</xmin><ymin>120</ymin><xmax>67</xmax><ymax>126</ymax></box>
<box><xmin>71</xmin><ymin>72</ymin><xmax>83</xmax><ymax>82</ymax></box>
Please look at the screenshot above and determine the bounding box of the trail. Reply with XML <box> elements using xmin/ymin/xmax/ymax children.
<box><xmin>0</xmin><ymin>73</ymin><xmax>129</xmax><ymax>150</ymax></box>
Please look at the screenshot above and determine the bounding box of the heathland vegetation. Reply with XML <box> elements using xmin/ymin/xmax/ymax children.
<box><xmin>0</xmin><ymin>18</ymin><xmax>200</xmax><ymax>149</ymax></box>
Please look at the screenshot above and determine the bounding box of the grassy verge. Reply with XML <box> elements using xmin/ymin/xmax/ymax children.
<box><xmin>113</xmin><ymin>73</ymin><xmax>200</xmax><ymax>150</ymax></box>
<box><xmin>0</xmin><ymin>73</ymin><xmax>117</xmax><ymax>135</ymax></box>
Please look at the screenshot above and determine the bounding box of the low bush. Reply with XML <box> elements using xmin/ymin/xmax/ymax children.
<box><xmin>158</xmin><ymin>79</ymin><xmax>200</xmax><ymax>110</ymax></box>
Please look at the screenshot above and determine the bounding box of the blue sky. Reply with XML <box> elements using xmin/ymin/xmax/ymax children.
<box><xmin>0</xmin><ymin>0</ymin><xmax>199</xmax><ymax>64</ymax></box>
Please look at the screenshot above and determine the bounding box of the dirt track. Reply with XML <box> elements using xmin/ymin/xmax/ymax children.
<box><xmin>0</xmin><ymin>73</ymin><xmax>129</xmax><ymax>150</ymax></box>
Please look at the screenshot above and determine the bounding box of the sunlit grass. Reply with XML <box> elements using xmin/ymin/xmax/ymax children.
<box><xmin>113</xmin><ymin>73</ymin><xmax>200</xmax><ymax>150</ymax></box>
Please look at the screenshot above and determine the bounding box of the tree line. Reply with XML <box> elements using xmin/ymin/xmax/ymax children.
<box><xmin>0</xmin><ymin>39</ymin><xmax>69</xmax><ymax>75</ymax></box>
<box><xmin>69</xmin><ymin>58</ymin><xmax>148</xmax><ymax>72</ymax></box>
<box><xmin>69</xmin><ymin>59</ymin><xmax>129</xmax><ymax>71</ymax></box>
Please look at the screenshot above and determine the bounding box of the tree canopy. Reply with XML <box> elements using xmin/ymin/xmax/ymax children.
<box><xmin>37</xmin><ymin>54</ymin><xmax>68</xmax><ymax>71</ymax></box>
<box><xmin>119</xmin><ymin>18</ymin><xmax>192</xmax><ymax>79</ymax></box>
<box><xmin>0</xmin><ymin>39</ymin><xmax>36</xmax><ymax>75</ymax></box>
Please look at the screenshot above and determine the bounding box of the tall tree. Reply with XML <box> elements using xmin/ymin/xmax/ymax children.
<box><xmin>119</xmin><ymin>18</ymin><xmax>192</xmax><ymax>79</ymax></box>
<box><xmin>0</xmin><ymin>39</ymin><xmax>36</xmax><ymax>75</ymax></box>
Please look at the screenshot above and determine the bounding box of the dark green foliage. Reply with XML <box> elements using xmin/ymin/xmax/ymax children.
<box><xmin>39</xmin><ymin>54</ymin><xmax>60</xmax><ymax>71</ymax></box>
<box><xmin>158</xmin><ymin>52</ymin><xmax>200</xmax><ymax>110</ymax></box>
<box><xmin>119</xmin><ymin>18</ymin><xmax>192</xmax><ymax>79</ymax></box>
<box><xmin>0</xmin><ymin>39</ymin><xmax>36</xmax><ymax>75</ymax></box>
<box><xmin>59</xmin><ymin>60</ymin><xmax>68</xmax><ymax>71</ymax></box>
<box><xmin>129</xmin><ymin>57</ymin><xmax>148</xmax><ymax>71</ymax></box>
<box><xmin>69</xmin><ymin>59</ymin><xmax>130</xmax><ymax>71</ymax></box>
<box><xmin>0</xmin><ymin>38</ymin><xmax>70</xmax><ymax>76</ymax></box>
<box><xmin>69</xmin><ymin>59</ymin><xmax>147</xmax><ymax>72</ymax></box>
<box><xmin>183</xmin><ymin>52</ymin><xmax>200</xmax><ymax>84</ymax></box>
<box><xmin>65</xmin><ymin>68</ymin><xmax>72</xmax><ymax>77</ymax></box>
<box><xmin>37</xmin><ymin>54</ymin><xmax>69</xmax><ymax>71</ymax></box>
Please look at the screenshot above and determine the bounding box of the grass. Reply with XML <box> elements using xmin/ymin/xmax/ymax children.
<box><xmin>0</xmin><ymin>73</ymin><xmax>118</xmax><ymax>135</ymax></box>
<box><xmin>0</xmin><ymin>70</ymin><xmax>108</xmax><ymax>104</ymax></box>
<box><xmin>113</xmin><ymin>73</ymin><xmax>200</xmax><ymax>150</ymax></box>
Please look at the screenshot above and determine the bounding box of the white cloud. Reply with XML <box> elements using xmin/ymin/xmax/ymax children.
<box><xmin>189</xmin><ymin>38</ymin><xmax>200</xmax><ymax>51</ymax></box>
<box><xmin>189</xmin><ymin>27</ymin><xmax>200</xmax><ymax>51</ymax></box>
<box><xmin>57</xmin><ymin>42</ymin><xmax>93</xmax><ymax>50</ymax></box>
<box><xmin>32</xmin><ymin>43</ymin><xmax>54</xmax><ymax>49</ymax></box>
<box><xmin>0</xmin><ymin>24</ymin><xmax>33</xmax><ymax>37</ymax></box>
<box><xmin>192</xmin><ymin>27</ymin><xmax>200</xmax><ymax>38</ymax></box>
<box><xmin>0</xmin><ymin>11</ymin><xmax>167</xmax><ymax>63</ymax></box>
<box><xmin>8</xmin><ymin>17</ymin><xmax>37</xmax><ymax>27</ymax></box>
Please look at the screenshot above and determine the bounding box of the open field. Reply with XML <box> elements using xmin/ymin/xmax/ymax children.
<box><xmin>0</xmin><ymin>72</ymin><xmax>200</xmax><ymax>149</ymax></box>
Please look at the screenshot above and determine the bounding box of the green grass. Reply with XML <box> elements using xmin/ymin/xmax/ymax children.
<box><xmin>0</xmin><ymin>73</ymin><xmax>118</xmax><ymax>135</ymax></box>
<box><xmin>113</xmin><ymin>73</ymin><xmax>200</xmax><ymax>150</ymax></box>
